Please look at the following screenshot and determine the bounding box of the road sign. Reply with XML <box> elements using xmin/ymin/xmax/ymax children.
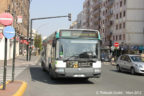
<box><xmin>17</xmin><ymin>16</ymin><xmax>22</xmax><ymax>23</ymax></box>
<box><xmin>3</xmin><ymin>26</ymin><xmax>15</xmax><ymax>39</ymax></box>
<box><xmin>0</xmin><ymin>13</ymin><xmax>13</xmax><ymax>26</ymax></box>
<box><xmin>114</xmin><ymin>42</ymin><xmax>119</xmax><ymax>47</ymax></box>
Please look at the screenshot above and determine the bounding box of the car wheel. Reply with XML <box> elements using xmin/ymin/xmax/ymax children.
<box><xmin>117</xmin><ymin>65</ymin><xmax>121</xmax><ymax>72</ymax></box>
<box><xmin>130</xmin><ymin>68</ymin><xmax>135</xmax><ymax>75</ymax></box>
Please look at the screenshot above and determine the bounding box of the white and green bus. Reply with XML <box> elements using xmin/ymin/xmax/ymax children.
<box><xmin>41</xmin><ymin>29</ymin><xmax>101</xmax><ymax>79</ymax></box>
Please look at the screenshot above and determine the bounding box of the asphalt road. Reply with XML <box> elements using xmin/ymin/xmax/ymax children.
<box><xmin>17</xmin><ymin>63</ymin><xmax>144</xmax><ymax>96</ymax></box>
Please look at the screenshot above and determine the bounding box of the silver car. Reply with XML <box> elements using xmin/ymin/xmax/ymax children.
<box><xmin>116</xmin><ymin>54</ymin><xmax>144</xmax><ymax>75</ymax></box>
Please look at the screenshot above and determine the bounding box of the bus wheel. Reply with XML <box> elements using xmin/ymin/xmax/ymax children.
<box><xmin>41</xmin><ymin>62</ymin><xmax>46</xmax><ymax>72</ymax></box>
<box><xmin>49</xmin><ymin>67</ymin><xmax>55</xmax><ymax>80</ymax></box>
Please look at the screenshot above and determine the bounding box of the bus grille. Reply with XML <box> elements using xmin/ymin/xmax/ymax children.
<box><xmin>66</xmin><ymin>61</ymin><xmax>92</xmax><ymax>68</ymax></box>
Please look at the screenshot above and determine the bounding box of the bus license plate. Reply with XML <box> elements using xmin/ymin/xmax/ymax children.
<box><xmin>73</xmin><ymin>74</ymin><xmax>85</xmax><ymax>77</ymax></box>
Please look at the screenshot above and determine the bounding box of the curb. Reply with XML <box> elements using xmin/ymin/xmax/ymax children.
<box><xmin>13</xmin><ymin>81</ymin><xmax>27</xmax><ymax>96</ymax></box>
<box><xmin>0</xmin><ymin>81</ymin><xmax>27</xmax><ymax>96</ymax></box>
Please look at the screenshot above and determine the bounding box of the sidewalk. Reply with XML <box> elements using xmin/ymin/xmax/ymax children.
<box><xmin>0</xmin><ymin>55</ymin><xmax>40</xmax><ymax>96</ymax></box>
<box><xmin>0</xmin><ymin>55</ymin><xmax>41</xmax><ymax>67</ymax></box>
<box><xmin>0</xmin><ymin>81</ymin><xmax>27</xmax><ymax>96</ymax></box>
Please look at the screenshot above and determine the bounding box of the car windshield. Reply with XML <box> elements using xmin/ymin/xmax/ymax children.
<box><xmin>130</xmin><ymin>56</ymin><xmax>144</xmax><ymax>62</ymax></box>
<box><xmin>58</xmin><ymin>39</ymin><xmax>98</xmax><ymax>60</ymax></box>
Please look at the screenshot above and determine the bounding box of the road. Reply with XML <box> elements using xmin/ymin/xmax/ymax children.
<box><xmin>16</xmin><ymin>62</ymin><xmax>144</xmax><ymax>96</ymax></box>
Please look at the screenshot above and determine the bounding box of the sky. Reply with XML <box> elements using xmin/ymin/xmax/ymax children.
<box><xmin>30</xmin><ymin>0</ymin><xmax>85</xmax><ymax>38</ymax></box>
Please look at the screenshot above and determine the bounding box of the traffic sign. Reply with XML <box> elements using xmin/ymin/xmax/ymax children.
<box><xmin>3</xmin><ymin>26</ymin><xmax>15</xmax><ymax>39</ymax></box>
<box><xmin>114</xmin><ymin>42</ymin><xmax>119</xmax><ymax>47</ymax></box>
<box><xmin>0</xmin><ymin>13</ymin><xmax>13</xmax><ymax>26</ymax></box>
<box><xmin>17</xmin><ymin>16</ymin><xmax>22</xmax><ymax>23</ymax></box>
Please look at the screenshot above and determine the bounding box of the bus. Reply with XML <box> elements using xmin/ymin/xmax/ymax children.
<box><xmin>41</xmin><ymin>29</ymin><xmax>101</xmax><ymax>79</ymax></box>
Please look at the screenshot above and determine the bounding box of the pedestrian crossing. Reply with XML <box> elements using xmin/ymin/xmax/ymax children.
<box><xmin>0</xmin><ymin>66</ymin><xmax>27</xmax><ymax>85</ymax></box>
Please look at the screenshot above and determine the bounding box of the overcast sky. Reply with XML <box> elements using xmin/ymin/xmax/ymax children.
<box><xmin>30</xmin><ymin>0</ymin><xmax>85</xmax><ymax>38</ymax></box>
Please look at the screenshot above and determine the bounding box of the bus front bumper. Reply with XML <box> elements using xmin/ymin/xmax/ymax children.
<box><xmin>55</xmin><ymin>68</ymin><xmax>101</xmax><ymax>78</ymax></box>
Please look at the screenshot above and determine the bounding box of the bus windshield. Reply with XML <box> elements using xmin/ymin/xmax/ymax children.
<box><xmin>58</xmin><ymin>39</ymin><xmax>98</xmax><ymax>61</ymax></box>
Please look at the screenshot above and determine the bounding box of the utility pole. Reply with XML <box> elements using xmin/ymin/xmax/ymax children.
<box><xmin>29</xmin><ymin>14</ymin><xmax>71</xmax><ymax>61</ymax></box>
<box><xmin>27</xmin><ymin>0</ymin><xmax>30</xmax><ymax>61</ymax></box>
<box><xmin>12</xmin><ymin>0</ymin><xmax>16</xmax><ymax>82</ymax></box>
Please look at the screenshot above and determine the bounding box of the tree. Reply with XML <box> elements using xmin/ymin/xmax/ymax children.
<box><xmin>34</xmin><ymin>34</ymin><xmax>42</xmax><ymax>51</ymax></box>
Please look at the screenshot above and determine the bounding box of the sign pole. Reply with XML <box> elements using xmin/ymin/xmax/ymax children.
<box><xmin>3</xmin><ymin>26</ymin><xmax>15</xmax><ymax>89</ymax></box>
<box><xmin>12</xmin><ymin>36</ymin><xmax>16</xmax><ymax>82</ymax></box>
<box><xmin>29</xmin><ymin>19</ymin><xmax>32</xmax><ymax>61</ymax></box>
<box><xmin>12</xmin><ymin>0</ymin><xmax>16</xmax><ymax>81</ymax></box>
<box><xmin>3</xmin><ymin>38</ymin><xmax>7</xmax><ymax>90</ymax></box>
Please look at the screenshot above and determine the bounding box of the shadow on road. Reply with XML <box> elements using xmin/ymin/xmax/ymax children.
<box><xmin>29</xmin><ymin>66</ymin><xmax>94</xmax><ymax>85</ymax></box>
<box><xmin>110</xmin><ymin>69</ymin><xmax>144</xmax><ymax>77</ymax></box>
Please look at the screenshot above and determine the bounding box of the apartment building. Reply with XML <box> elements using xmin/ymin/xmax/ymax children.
<box><xmin>0</xmin><ymin>0</ymin><xmax>30</xmax><ymax>60</ymax></box>
<box><xmin>77</xmin><ymin>11</ymin><xmax>83</xmax><ymax>29</ymax></box>
<box><xmin>82</xmin><ymin>0</ymin><xmax>91</xmax><ymax>29</ymax></box>
<box><xmin>100</xmin><ymin>0</ymin><xmax>114</xmax><ymax>46</ymax></box>
<box><xmin>112</xmin><ymin>0</ymin><xmax>144</xmax><ymax>49</ymax></box>
<box><xmin>82</xmin><ymin>0</ymin><xmax>144</xmax><ymax>50</ymax></box>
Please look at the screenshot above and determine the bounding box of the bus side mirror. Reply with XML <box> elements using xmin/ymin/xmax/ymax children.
<box><xmin>52</xmin><ymin>40</ymin><xmax>56</xmax><ymax>47</ymax></box>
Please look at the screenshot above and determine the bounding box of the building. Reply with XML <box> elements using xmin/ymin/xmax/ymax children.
<box><xmin>0</xmin><ymin>0</ymin><xmax>30</xmax><ymax>60</ymax></box>
<box><xmin>81</xmin><ymin>0</ymin><xmax>144</xmax><ymax>52</ymax></box>
<box><xmin>82</xmin><ymin>0</ymin><xmax>91</xmax><ymax>29</ymax></box>
<box><xmin>100</xmin><ymin>0</ymin><xmax>114</xmax><ymax>46</ymax></box>
<box><xmin>112</xmin><ymin>0</ymin><xmax>144</xmax><ymax>50</ymax></box>
<box><xmin>70</xmin><ymin>21</ymin><xmax>77</xmax><ymax>29</ymax></box>
<box><xmin>77</xmin><ymin>11</ymin><xmax>83</xmax><ymax>29</ymax></box>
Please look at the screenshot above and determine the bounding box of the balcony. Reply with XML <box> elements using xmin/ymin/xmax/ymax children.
<box><xmin>106</xmin><ymin>9</ymin><xmax>113</xmax><ymax>18</ymax></box>
<box><xmin>106</xmin><ymin>20</ymin><xmax>113</xmax><ymax>27</ymax></box>
<box><xmin>92</xmin><ymin>0</ymin><xmax>101</xmax><ymax>10</ymax></box>
<box><xmin>107</xmin><ymin>0</ymin><xmax>114</xmax><ymax>8</ymax></box>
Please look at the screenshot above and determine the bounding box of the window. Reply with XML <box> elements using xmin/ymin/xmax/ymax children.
<box><xmin>120</xmin><ymin>55</ymin><xmax>126</xmax><ymax>60</ymax></box>
<box><xmin>125</xmin><ymin>56</ymin><xmax>131</xmax><ymax>62</ymax></box>
<box><xmin>113</xmin><ymin>36</ymin><xmax>115</xmax><ymax>40</ymax></box>
<box><xmin>124</xmin><ymin>0</ymin><xmax>126</xmax><ymax>5</ymax></box>
<box><xmin>116</xmin><ymin>35</ymin><xmax>118</xmax><ymax>40</ymax></box>
<box><xmin>123</xmin><ymin>34</ymin><xmax>125</xmax><ymax>40</ymax></box>
<box><xmin>119</xmin><ymin>24</ymin><xmax>122</xmax><ymax>29</ymax></box>
<box><xmin>119</xmin><ymin>35</ymin><xmax>121</xmax><ymax>40</ymax></box>
<box><xmin>123</xmin><ymin>22</ymin><xmax>125</xmax><ymax>28</ymax></box>
<box><xmin>120</xmin><ymin>12</ymin><xmax>122</xmax><ymax>18</ymax></box>
<box><xmin>116</xmin><ymin>14</ymin><xmax>118</xmax><ymax>19</ymax></box>
<box><xmin>123</xmin><ymin>11</ymin><xmax>126</xmax><ymax>17</ymax></box>
<box><xmin>120</xmin><ymin>1</ymin><xmax>122</xmax><ymax>7</ymax></box>
<box><xmin>103</xmin><ymin>29</ymin><xmax>105</xmax><ymax>33</ymax></box>
<box><xmin>116</xmin><ymin>25</ymin><xmax>118</xmax><ymax>30</ymax></box>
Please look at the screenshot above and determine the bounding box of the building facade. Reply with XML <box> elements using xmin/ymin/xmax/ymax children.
<box><xmin>82</xmin><ymin>0</ymin><xmax>91</xmax><ymax>29</ymax></box>
<box><xmin>0</xmin><ymin>0</ymin><xmax>30</xmax><ymax>60</ymax></box>
<box><xmin>81</xmin><ymin>0</ymin><xmax>144</xmax><ymax>51</ymax></box>
<box><xmin>112</xmin><ymin>0</ymin><xmax>144</xmax><ymax>50</ymax></box>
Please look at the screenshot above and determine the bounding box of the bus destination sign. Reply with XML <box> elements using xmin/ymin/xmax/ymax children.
<box><xmin>60</xmin><ymin>30</ymin><xmax>98</xmax><ymax>38</ymax></box>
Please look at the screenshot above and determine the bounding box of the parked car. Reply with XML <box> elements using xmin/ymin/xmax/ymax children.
<box><xmin>116</xmin><ymin>54</ymin><xmax>144</xmax><ymax>75</ymax></box>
